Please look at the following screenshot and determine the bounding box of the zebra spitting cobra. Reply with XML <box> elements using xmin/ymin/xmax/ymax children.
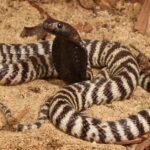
<box><xmin>0</xmin><ymin>19</ymin><xmax>150</xmax><ymax>144</ymax></box>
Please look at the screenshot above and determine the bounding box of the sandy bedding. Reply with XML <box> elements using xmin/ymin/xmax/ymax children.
<box><xmin>0</xmin><ymin>0</ymin><xmax>150</xmax><ymax>150</ymax></box>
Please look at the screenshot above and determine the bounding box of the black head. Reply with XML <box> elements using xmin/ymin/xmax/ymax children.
<box><xmin>43</xmin><ymin>18</ymin><xmax>83</xmax><ymax>46</ymax></box>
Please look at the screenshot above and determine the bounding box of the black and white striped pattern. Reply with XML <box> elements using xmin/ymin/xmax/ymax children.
<box><xmin>0</xmin><ymin>102</ymin><xmax>12</xmax><ymax>122</ymax></box>
<box><xmin>0</xmin><ymin>41</ymin><xmax>58</xmax><ymax>85</ymax></box>
<box><xmin>139</xmin><ymin>68</ymin><xmax>150</xmax><ymax>93</ymax></box>
<box><xmin>0</xmin><ymin>39</ymin><xmax>150</xmax><ymax>144</ymax></box>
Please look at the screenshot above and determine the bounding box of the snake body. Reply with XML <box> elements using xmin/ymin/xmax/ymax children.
<box><xmin>0</xmin><ymin>41</ymin><xmax>58</xmax><ymax>85</ymax></box>
<box><xmin>0</xmin><ymin>20</ymin><xmax>150</xmax><ymax>144</ymax></box>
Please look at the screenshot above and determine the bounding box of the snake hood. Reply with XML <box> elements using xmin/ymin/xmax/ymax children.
<box><xmin>43</xmin><ymin>18</ymin><xmax>90</xmax><ymax>84</ymax></box>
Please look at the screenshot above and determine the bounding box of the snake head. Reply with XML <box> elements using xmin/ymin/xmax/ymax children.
<box><xmin>43</xmin><ymin>18</ymin><xmax>84</xmax><ymax>47</ymax></box>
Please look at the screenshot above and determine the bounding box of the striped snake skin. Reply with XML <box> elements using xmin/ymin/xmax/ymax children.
<box><xmin>0</xmin><ymin>39</ymin><xmax>150</xmax><ymax>144</ymax></box>
<box><xmin>0</xmin><ymin>41</ymin><xmax>58</xmax><ymax>85</ymax></box>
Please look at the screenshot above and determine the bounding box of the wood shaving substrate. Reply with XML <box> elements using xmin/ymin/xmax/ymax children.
<box><xmin>0</xmin><ymin>0</ymin><xmax>150</xmax><ymax>150</ymax></box>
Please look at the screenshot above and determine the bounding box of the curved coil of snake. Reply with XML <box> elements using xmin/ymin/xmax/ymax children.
<box><xmin>0</xmin><ymin>18</ymin><xmax>150</xmax><ymax>144</ymax></box>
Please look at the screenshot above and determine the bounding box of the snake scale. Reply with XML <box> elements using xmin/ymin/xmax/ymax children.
<box><xmin>0</xmin><ymin>19</ymin><xmax>150</xmax><ymax>144</ymax></box>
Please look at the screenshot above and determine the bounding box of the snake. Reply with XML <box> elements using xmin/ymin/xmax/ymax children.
<box><xmin>0</xmin><ymin>18</ymin><xmax>150</xmax><ymax>144</ymax></box>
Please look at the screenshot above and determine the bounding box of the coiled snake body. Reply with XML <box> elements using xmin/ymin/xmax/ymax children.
<box><xmin>0</xmin><ymin>20</ymin><xmax>150</xmax><ymax>144</ymax></box>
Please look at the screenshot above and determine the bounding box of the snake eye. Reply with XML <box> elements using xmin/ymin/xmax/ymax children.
<box><xmin>57</xmin><ymin>23</ymin><xmax>63</xmax><ymax>29</ymax></box>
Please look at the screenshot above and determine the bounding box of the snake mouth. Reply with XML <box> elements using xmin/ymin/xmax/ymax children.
<box><xmin>43</xmin><ymin>18</ymin><xmax>58</xmax><ymax>33</ymax></box>
<box><xmin>43</xmin><ymin>22</ymin><xmax>53</xmax><ymax>32</ymax></box>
